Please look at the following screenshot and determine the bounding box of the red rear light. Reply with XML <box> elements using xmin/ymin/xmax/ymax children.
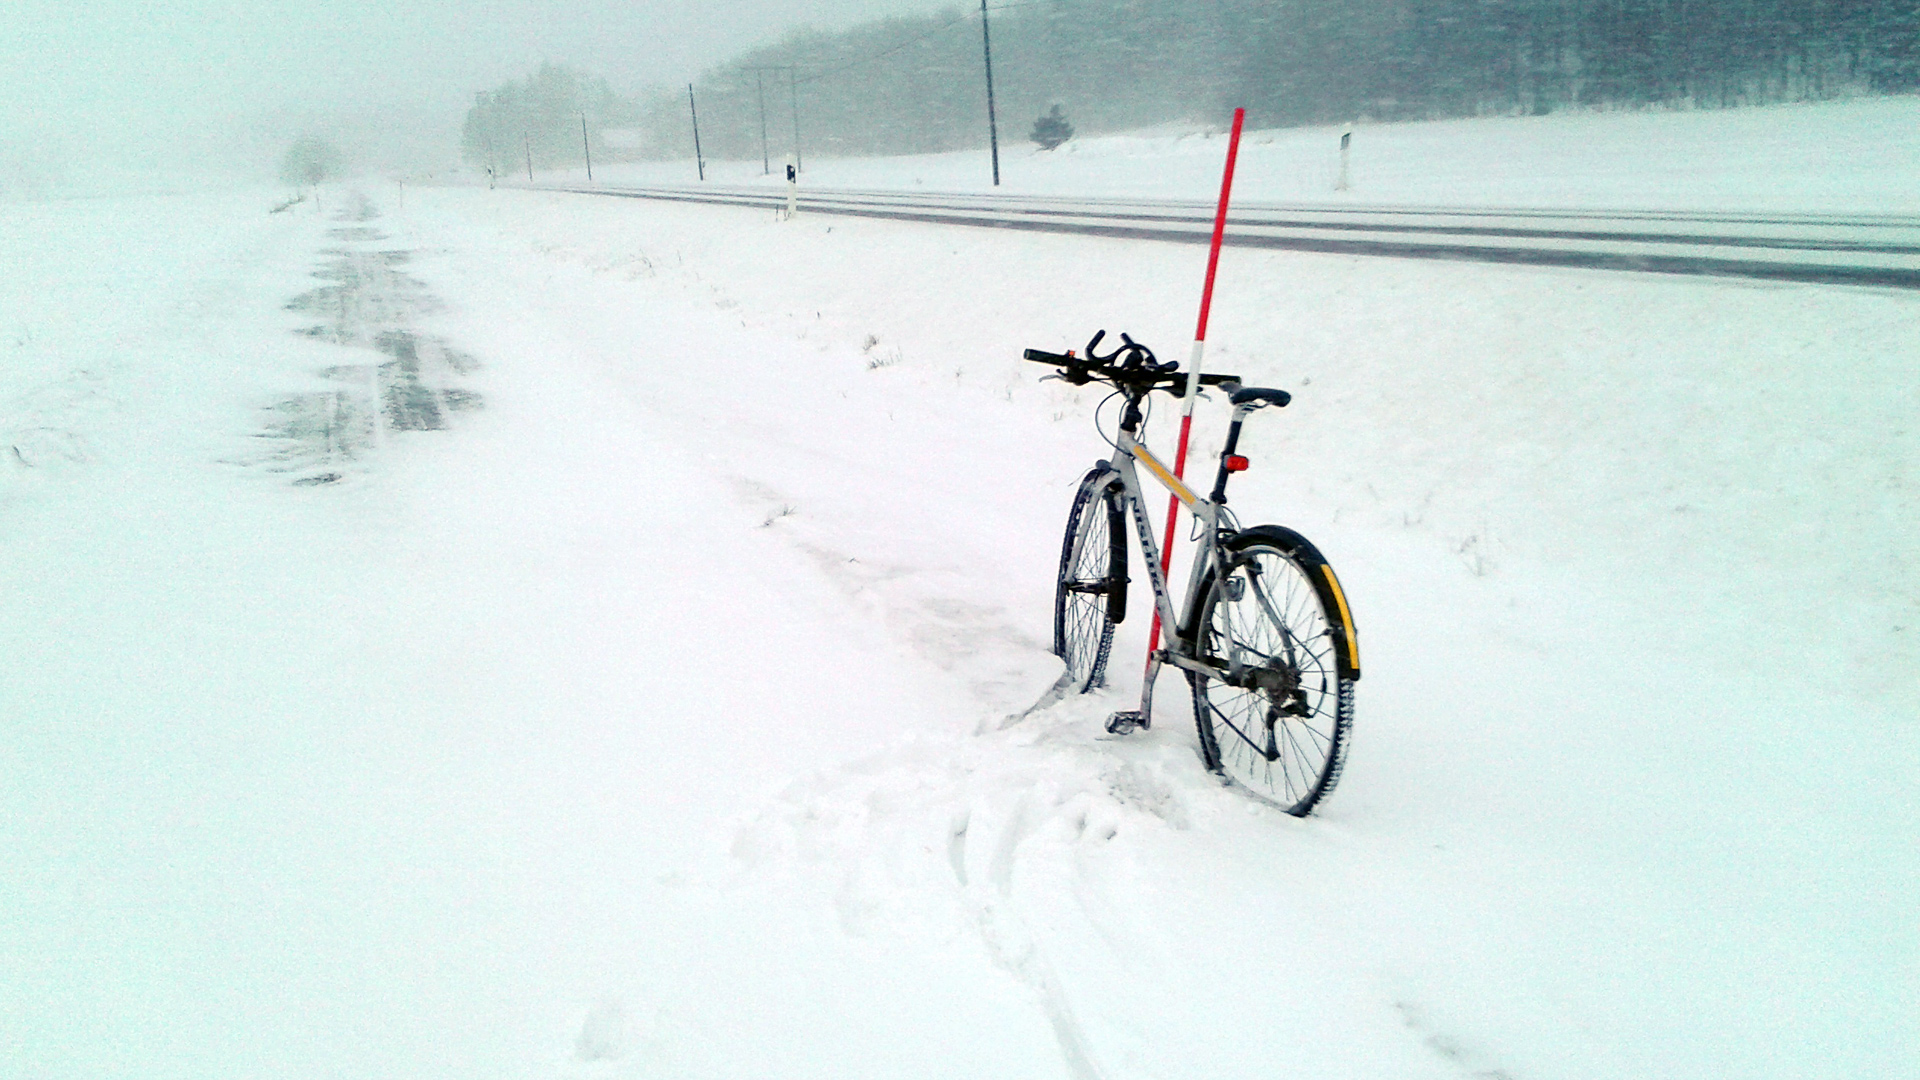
<box><xmin>1225</xmin><ymin>455</ymin><xmax>1250</xmax><ymax>472</ymax></box>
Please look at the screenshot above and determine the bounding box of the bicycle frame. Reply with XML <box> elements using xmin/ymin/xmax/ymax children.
<box><xmin>1068</xmin><ymin>393</ymin><xmax>1270</xmax><ymax>730</ymax></box>
<box><xmin>1079</xmin><ymin>426</ymin><xmax>1222</xmax><ymax>646</ymax></box>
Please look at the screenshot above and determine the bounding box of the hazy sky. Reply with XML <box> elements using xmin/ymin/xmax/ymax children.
<box><xmin>0</xmin><ymin>0</ymin><xmax>954</xmax><ymax>187</ymax></box>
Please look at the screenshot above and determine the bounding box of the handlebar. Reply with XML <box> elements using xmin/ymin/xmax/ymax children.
<box><xmin>1024</xmin><ymin>331</ymin><xmax>1239</xmax><ymax>397</ymax></box>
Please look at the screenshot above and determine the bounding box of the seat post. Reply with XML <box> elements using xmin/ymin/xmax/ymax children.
<box><xmin>1209</xmin><ymin>408</ymin><xmax>1252</xmax><ymax>504</ymax></box>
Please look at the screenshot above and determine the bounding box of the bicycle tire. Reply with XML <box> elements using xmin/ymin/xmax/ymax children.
<box><xmin>1186</xmin><ymin>526</ymin><xmax>1356</xmax><ymax>816</ymax></box>
<box><xmin>1054</xmin><ymin>465</ymin><xmax>1127</xmax><ymax>693</ymax></box>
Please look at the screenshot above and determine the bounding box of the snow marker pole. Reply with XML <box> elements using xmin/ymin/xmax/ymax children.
<box><xmin>1146</xmin><ymin>107</ymin><xmax>1245</xmax><ymax>669</ymax></box>
<box><xmin>689</xmin><ymin>84</ymin><xmax>706</xmax><ymax>182</ymax></box>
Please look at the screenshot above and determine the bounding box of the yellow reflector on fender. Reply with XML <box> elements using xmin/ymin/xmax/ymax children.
<box><xmin>1319</xmin><ymin>563</ymin><xmax>1359</xmax><ymax>675</ymax></box>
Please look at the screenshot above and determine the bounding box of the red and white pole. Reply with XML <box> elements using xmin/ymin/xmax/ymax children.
<box><xmin>1146</xmin><ymin>107</ymin><xmax>1245</xmax><ymax>667</ymax></box>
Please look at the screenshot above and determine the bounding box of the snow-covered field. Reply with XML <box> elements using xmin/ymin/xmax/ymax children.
<box><xmin>4</xmin><ymin>101</ymin><xmax>1915</xmax><ymax>1079</ymax></box>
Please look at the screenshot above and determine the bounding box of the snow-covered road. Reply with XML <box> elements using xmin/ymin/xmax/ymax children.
<box><xmin>3</xmin><ymin>169</ymin><xmax>1914</xmax><ymax>1079</ymax></box>
<box><xmin>530</xmin><ymin>181</ymin><xmax>1920</xmax><ymax>289</ymax></box>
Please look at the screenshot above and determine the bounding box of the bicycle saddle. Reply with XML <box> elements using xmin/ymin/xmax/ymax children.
<box><xmin>1230</xmin><ymin>387</ymin><xmax>1292</xmax><ymax>408</ymax></box>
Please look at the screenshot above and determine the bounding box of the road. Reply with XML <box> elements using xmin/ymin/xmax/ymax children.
<box><xmin>531</xmin><ymin>181</ymin><xmax>1920</xmax><ymax>289</ymax></box>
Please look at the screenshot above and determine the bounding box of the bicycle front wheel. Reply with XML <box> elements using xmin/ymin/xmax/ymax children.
<box><xmin>1055</xmin><ymin>465</ymin><xmax>1127</xmax><ymax>693</ymax></box>
<box><xmin>1187</xmin><ymin>526</ymin><xmax>1356</xmax><ymax>816</ymax></box>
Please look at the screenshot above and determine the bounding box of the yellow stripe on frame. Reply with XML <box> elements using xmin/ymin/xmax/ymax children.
<box><xmin>1319</xmin><ymin>563</ymin><xmax>1360</xmax><ymax>674</ymax></box>
<box><xmin>1131</xmin><ymin>445</ymin><xmax>1199</xmax><ymax>508</ymax></box>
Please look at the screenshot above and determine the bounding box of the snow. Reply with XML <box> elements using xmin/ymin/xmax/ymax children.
<box><xmin>3</xmin><ymin>100</ymin><xmax>1915</xmax><ymax>1079</ymax></box>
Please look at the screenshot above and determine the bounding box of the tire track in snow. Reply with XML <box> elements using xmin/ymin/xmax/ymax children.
<box><xmin>729</xmin><ymin>685</ymin><xmax>1213</xmax><ymax>1079</ymax></box>
<box><xmin>727</xmin><ymin>476</ymin><xmax>1117</xmax><ymax>1078</ymax></box>
<box><xmin>731</xmin><ymin>475</ymin><xmax>1061</xmax><ymax>718</ymax></box>
<box><xmin>238</xmin><ymin>190</ymin><xmax>484</xmax><ymax>485</ymax></box>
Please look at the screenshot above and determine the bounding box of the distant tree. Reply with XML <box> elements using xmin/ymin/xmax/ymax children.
<box><xmin>1030</xmin><ymin>104</ymin><xmax>1074</xmax><ymax>150</ymax></box>
<box><xmin>588</xmin><ymin>0</ymin><xmax>1920</xmax><ymax>164</ymax></box>
<box><xmin>1868</xmin><ymin>0</ymin><xmax>1920</xmax><ymax>90</ymax></box>
<box><xmin>279</xmin><ymin>136</ymin><xmax>343</xmax><ymax>185</ymax></box>
<box><xmin>462</xmin><ymin>63</ymin><xmax>635</xmax><ymax>172</ymax></box>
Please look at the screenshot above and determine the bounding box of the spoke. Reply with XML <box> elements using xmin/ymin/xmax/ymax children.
<box><xmin>1209</xmin><ymin>696</ymin><xmax>1268</xmax><ymax>757</ymax></box>
<box><xmin>1280</xmin><ymin>720</ymin><xmax>1322</xmax><ymax>773</ymax></box>
<box><xmin>1288</xmin><ymin>718</ymin><xmax>1333</xmax><ymax>751</ymax></box>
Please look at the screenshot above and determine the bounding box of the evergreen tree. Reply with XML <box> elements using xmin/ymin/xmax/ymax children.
<box><xmin>1030</xmin><ymin>104</ymin><xmax>1074</xmax><ymax>150</ymax></box>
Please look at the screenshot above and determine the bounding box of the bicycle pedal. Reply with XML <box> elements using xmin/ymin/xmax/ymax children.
<box><xmin>1105</xmin><ymin>710</ymin><xmax>1149</xmax><ymax>735</ymax></box>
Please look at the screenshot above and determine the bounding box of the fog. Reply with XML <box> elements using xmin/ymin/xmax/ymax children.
<box><xmin>0</xmin><ymin>0</ymin><xmax>954</xmax><ymax>195</ymax></box>
<box><xmin>6</xmin><ymin>2</ymin><xmax>1916</xmax><ymax>198</ymax></box>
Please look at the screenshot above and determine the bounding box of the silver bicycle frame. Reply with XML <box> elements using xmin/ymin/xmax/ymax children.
<box><xmin>1093</xmin><ymin>427</ymin><xmax>1221</xmax><ymax>641</ymax></box>
<box><xmin>1064</xmin><ymin>398</ymin><xmax>1266</xmax><ymax>728</ymax></box>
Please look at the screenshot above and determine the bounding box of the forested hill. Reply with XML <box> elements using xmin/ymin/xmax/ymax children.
<box><xmin>464</xmin><ymin>0</ymin><xmax>1920</xmax><ymax>168</ymax></box>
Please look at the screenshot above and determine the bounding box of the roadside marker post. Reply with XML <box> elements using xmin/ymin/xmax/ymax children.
<box><xmin>689</xmin><ymin>84</ymin><xmax>706</xmax><ymax>182</ymax></box>
<box><xmin>582</xmin><ymin>113</ymin><xmax>594</xmax><ymax>184</ymax></box>
<box><xmin>1145</xmin><ymin>107</ymin><xmax>1246</xmax><ymax>671</ymax></box>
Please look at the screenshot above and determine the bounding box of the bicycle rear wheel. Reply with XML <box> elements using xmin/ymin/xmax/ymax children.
<box><xmin>1054</xmin><ymin>465</ymin><xmax>1128</xmax><ymax>693</ymax></box>
<box><xmin>1187</xmin><ymin>526</ymin><xmax>1356</xmax><ymax>816</ymax></box>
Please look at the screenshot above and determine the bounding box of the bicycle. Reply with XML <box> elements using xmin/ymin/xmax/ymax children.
<box><xmin>1024</xmin><ymin>331</ymin><xmax>1359</xmax><ymax>816</ymax></box>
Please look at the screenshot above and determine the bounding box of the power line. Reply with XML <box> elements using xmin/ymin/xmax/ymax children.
<box><xmin>711</xmin><ymin>0</ymin><xmax>1052</xmax><ymax>177</ymax></box>
<box><xmin>791</xmin><ymin>9</ymin><xmax>976</xmax><ymax>87</ymax></box>
<box><xmin>732</xmin><ymin>1</ymin><xmax>1048</xmax><ymax>90</ymax></box>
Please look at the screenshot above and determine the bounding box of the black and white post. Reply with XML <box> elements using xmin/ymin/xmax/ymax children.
<box><xmin>688</xmin><ymin>83</ymin><xmax>706</xmax><ymax>182</ymax></box>
<box><xmin>1337</xmin><ymin>125</ymin><xmax>1352</xmax><ymax>192</ymax></box>
<box><xmin>980</xmin><ymin>0</ymin><xmax>1001</xmax><ymax>186</ymax></box>
<box><xmin>582</xmin><ymin>113</ymin><xmax>593</xmax><ymax>183</ymax></box>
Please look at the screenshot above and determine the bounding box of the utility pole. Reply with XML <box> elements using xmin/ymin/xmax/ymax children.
<box><xmin>788</xmin><ymin>66</ymin><xmax>803</xmax><ymax>174</ymax></box>
<box><xmin>688</xmin><ymin>83</ymin><xmax>706</xmax><ymax>181</ymax></box>
<box><xmin>582</xmin><ymin>113</ymin><xmax>594</xmax><ymax>183</ymax></box>
<box><xmin>756</xmin><ymin>70</ymin><xmax>771</xmax><ymax>175</ymax></box>
<box><xmin>980</xmin><ymin>0</ymin><xmax>1001</xmax><ymax>186</ymax></box>
<box><xmin>524</xmin><ymin>133</ymin><xmax>533</xmax><ymax>181</ymax></box>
